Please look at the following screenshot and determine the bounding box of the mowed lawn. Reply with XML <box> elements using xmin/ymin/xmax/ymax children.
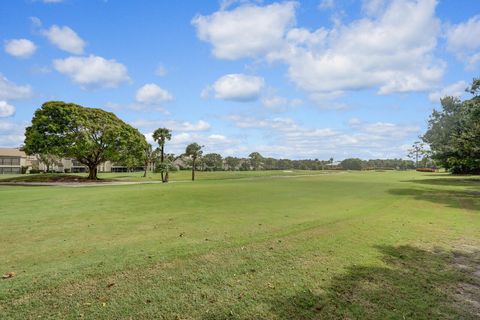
<box><xmin>0</xmin><ymin>171</ymin><xmax>479</xmax><ymax>319</ymax></box>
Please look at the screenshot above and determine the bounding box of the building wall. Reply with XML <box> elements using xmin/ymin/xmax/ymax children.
<box><xmin>0</xmin><ymin>148</ymin><xmax>145</xmax><ymax>174</ymax></box>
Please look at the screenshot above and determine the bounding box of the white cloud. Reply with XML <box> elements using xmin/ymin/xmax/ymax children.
<box><xmin>207</xmin><ymin>74</ymin><xmax>264</xmax><ymax>102</ymax></box>
<box><xmin>192</xmin><ymin>2</ymin><xmax>296</xmax><ymax>60</ymax></box>
<box><xmin>362</xmin><ymin>0</ymin><xmax>387</xmax><ymax>16</ymax></box>
<box><xmin>446</xmin><ymin>15</ymin><xmax>480</xmax><ymax>69</ymax></box>
<box><xmin>225</xmin><ymin>114</ymin><xmax>420</xmax><ymax>159</ymax></box>
<box><xmin>4</xmin><ymin>39</ymin><xmax>37</xmax><ymax>58</ymax></box>
<box><xmin>318</xmin><ymin>0</ymin><xmax>334</xmax><ymax>10</ymax></box>
<box><xmin>30</xmin><ymin>65</ymin><xmax>51</xmax><ymax>75</ymax></box>
<box><xmin>135</xmin><ymin>84</ymin><xmax>173</xmax><ymax>105</ymax></box>
<box><xmin>428</xmin><ymin>80</ymin><xmax>468</xmax><ymax>102</ymax></box>
<box><xmin>53</xmin><ymin>55</ymin><xmax>130</xmax><ymax>88</ymax></box>
<box><xmin>42</xmin><ymin>25</ymin><xmax>86</xmax><ymax>54</ymax></box>
<box><xmin>155</xmin><ymin>64</ymin><xmax>168</xmax><ymax>77</ymax></box>
<box><xmin>283</xmin><ymin>0</ymin><xmax>443</xmax><ymax>96</ymax></box>
<box><xmin>347</xmin><ymin>117</ymin><xmax>362</xmax><ymax>126</ymax></box>
<box><xmin>132</xmin><ymin>119</ymin><xmax>210</xmax><ymax>132</ymax></box>
<box><xmin>0</xmin><ymin>101</ymin><xmax>15</xmax><ymax>117</ymax></box>
<box><xmin>0</xmin><ymin>75</ymin><xmax>32</xmax><ymax>100</ymax></box>
<box><xmin>194</xmin><ymin>0</ymin><xmax>444</xmax><ymax>100</ymax></box>
<box><xmin>261</xmin><ymin>95</ymin><xmax>302</xmax><ymax>111</ymax></box>
<box><xmin>30</xmin><ymin>16</ymin><xmax>42</xmax><ymax>28</ymax></box>
<box><xmin>0</xmin><ymin>120</ymin><xmax>26</xmax><ymax>147</ymax></box>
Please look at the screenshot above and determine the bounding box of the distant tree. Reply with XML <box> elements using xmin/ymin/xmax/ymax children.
<box><xmin>340</xmin><ymin>158</ymin><xmax>364</xmax><ymax>170</ymax></box>
<box><xmin>24</xmin><ymin>101</ymin><xmax>147</xmax><ymax>179</ymax></box>
<box><xmin>143</xmin><ymin>144</ymin><xmax>159</xmax><ymax>178</ymax></box>
<box><xmin>185</xmin><ymin>143</ymin><xmax>203</xmax><ymax>181</ymax></box>
<box><xmin>203</xmin><ymin>153</ymin><xmax>223</xmax><ymax>171</ymax></box>
<box><xmin>224</xmin><ymin>156</ymin><xmax>240</xmax><ymax>171</ymax></box>
<box><xmin>249</xmin><ymin>152</ymin><xmax>263</xmax><ymax>170</ymax></box>
<box><xmin>407</xmin><ymin>141</ymin><xmax>428</xmax><ymax>168</ymax></box>
<box><xmin>152</xmin><ymin>127</ymin><xmax>172</xmax><ymax>182</ymax></box>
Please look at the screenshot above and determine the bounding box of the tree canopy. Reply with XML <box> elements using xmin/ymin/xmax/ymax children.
<box><xmin>24</xmin><ymin>101</ymin><xmax>147</xmax><ymax>179</ymax></box>
<box><xmin>422</xmin><ymin>79</ymin><xmax>480</xmax><ymax>174</ymax></box>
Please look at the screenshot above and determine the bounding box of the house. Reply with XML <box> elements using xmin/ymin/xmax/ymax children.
<box><xmin>0</xmin><ymin>148</ymin><xmax>144</xmax><ymax>174</ymax></box>
<box><xmin>0</xmin><ymin>148</ymin><xmax>35</xmax><ymax>174</ymax></box>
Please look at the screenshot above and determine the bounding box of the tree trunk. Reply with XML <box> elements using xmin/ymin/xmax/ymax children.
<box><xmin>143</xmin><ymin>160</ymin><xmax>148</xmax><ymax>178</ymax></box>
<box><xmin>192</xmin><ymin>158</ymin><xmax>195</xmax><ymax>181</ymax></box>
<box><xmin>164</xmin><ymin>171</ymin><xmax>169</xmax><ymax>183</ymax></box>
<box><xmin>88</xmin><ymin>164</ymin><xmax>98</xmax><ymax>180</ymax></box>
<box><xmin>160</xmin><ymin>145</ymin><xmax>165</xmax><ymax>182</ymax></box>
<box><xmin>46</xmin><ymin>163</ymin><xmax>50</xmax><ymax>173</ymax></box>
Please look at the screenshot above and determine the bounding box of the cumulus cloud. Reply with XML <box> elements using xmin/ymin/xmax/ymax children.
<box><xmin>445</xmin><ymin>15</ymin><xmax>480</xmax><ymax>69</ymax></box>
<box><xmin>135</xmin><ymin>84</ymin><xmax>173</xmax><ymax>105</ymax></box>
<box><xmin>4</xmin><ymin>39</ymin><xmax>37</xmax><ymax>58</ymax></box>
<box><xmin>53</xmin><ymin>55</ymin><xmax>130</xmax><ymax>88</ymax></box>
<box><xmin>194</xmin><ymin>0</ymin><xmax>444</xmax><ymax>100</ymax></box>
<box><xmin>192</xmin><ymin>2</ymin><xmax>296</xmax><ymax>60</ymax></box>
<box><xmin>428</xmin><ymin>80</ymin><xmax>468</xmax><ymax>102</ymax></box>
<box><xmin>0</xmin><ymin>101</ymin><xmax>15</xmax><ymax>117</ymax></box>
<box><xmin>42</xmin><ymin>25</ymin><xmax>86</xmax><ymax>54</ymax></box>
<box><xmin>205</xmin><ymin>74</ymin><xmax>264</xmax><ymax>102</ymax></box>
<box><xmin>0</xmin><ymin>75</ymin><xmax>32</xmax><ymax>100</ymax></box>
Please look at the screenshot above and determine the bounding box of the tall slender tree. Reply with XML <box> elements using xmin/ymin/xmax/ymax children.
<box><xmin>407</xmin><ymin>141</ymin><xmax>427</xmax><ymax>168</ymax></box>
<box><xmin>142</xmin><ymin>144</ymin><xmax>159</xmax><ymax>178</ymax></box>
<box><xmin>185</xmin><ymin>143</ymin><xmax>203</xmax><ymax>181</ymax></box>
<box><xmin>152</xmin><ymin>128</ymin><xmax>172</xmax><ymax>182</ymax></box>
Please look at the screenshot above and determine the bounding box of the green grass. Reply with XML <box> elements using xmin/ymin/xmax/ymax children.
<box><xmin>0</xmin><ymin>171</ymin><xmax>479</xmax><ymax>319</ymax></box>
<box><xmin>0</xmin><ymin>169</ymin><xmax>324</xmax><ymax>183</ymax></box>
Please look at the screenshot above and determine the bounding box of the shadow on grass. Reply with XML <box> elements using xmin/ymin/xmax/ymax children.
<box><xmin>270</xmin><ymin>245</ymin><xmax>480</xmax><ymax>320</ymax></box>
<box><xmin>201</xmin><ymin>245</ymin><xmax>479</xmax><ymax>320</ymax></box>
<box><xmin>388</xmin><ymin>188</ymin><xmax>480</xmax><ymax>211</ymax></box>
<box><xmin>404</xmin><ymin>178</ymin><xmax>480</xmax><ymax>188</ymax></box>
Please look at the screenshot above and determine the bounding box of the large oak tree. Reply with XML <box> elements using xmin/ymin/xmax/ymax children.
<box><xmin>24</xmin><ymin>101</ymin><xmax>147</xmax><ymax>179</ymax></box>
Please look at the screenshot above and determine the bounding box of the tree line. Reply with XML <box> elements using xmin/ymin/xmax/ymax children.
<box><xmin>26</xmin><ymin>86</ymin><xmax>478</xmax><ymax>182</ymax></box>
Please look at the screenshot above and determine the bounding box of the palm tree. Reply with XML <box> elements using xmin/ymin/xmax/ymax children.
<box><xmin>152</xmin><ymin>128</ymin><xmax>171</xmax><ymax>182</ymax></box>
<box><xmin>185</xmin><ymin>143</ymin><xmax>203</xmax><ymax>181</ymax></box>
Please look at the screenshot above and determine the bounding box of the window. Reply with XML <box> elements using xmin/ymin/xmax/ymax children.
<box><xmin>0</xmin><ymin>157</ymin><xmax>20</xmax><ymax>165</ymax></box>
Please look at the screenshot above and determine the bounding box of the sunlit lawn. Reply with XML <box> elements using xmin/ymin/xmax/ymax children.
<box><xmin>0</xmin><ymin>171</ymin><xmax>479</xmax><ymax>319</ymax></box>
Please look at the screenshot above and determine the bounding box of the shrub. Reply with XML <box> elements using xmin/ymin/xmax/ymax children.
<box><xmin>416</xmin><ymin>168</ymin><xmax>436</xmax><ymax>172</ymax></box>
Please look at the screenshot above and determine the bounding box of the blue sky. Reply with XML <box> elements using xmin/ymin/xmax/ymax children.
<box><xmin>1</xmin><ymin>0</ymin><xmax>479</xmax><ymax>160</ymax></box>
